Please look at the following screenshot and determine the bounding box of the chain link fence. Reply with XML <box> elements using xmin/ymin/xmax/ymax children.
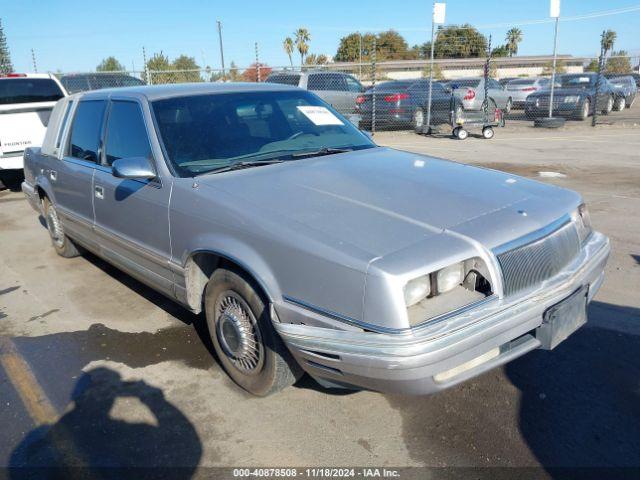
<box><xmin>56</xmin><ymin>53</ymin><xmax>640</xmax><ymax>134</ymax></box>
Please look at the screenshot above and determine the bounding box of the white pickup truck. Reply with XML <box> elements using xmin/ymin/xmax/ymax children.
<box><xmin>0</xmin><ymin>73</ymin><xmax>67</xmax><ymax>187</ymax></box>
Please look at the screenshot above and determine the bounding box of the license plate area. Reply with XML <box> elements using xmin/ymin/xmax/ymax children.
<box><xmin>538</xmin><ymin>285</ymin><xmax>589</xmax><ymax>350</ymax></box>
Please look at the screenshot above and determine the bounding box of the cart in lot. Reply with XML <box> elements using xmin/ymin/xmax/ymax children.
<box><xmin>451</xmin><ymin>98</ymin><xmax>505</xmax><ymax>140</ymax></box>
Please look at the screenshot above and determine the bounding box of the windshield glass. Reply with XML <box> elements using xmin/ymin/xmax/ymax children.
<box><xmin>0</xmin><ymin>78</ymin><xmax>65</xmax><ymax>105</ymax></box>
<box><xmin>152</xmin><ymin>90</ymin><xmax>375</xmax><ymax>176</ymax></box>
<box><xmin>559</xmin><ymin>75</ymin><xmax>595</xmax><ymax>88</ymax></box>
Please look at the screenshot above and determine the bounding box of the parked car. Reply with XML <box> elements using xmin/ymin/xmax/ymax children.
<box><xmin>60</xmin><ymin>73</ymin><xmax>145</xmax><ymax>94</ymax></box>
<box><xmin>505</xmin><ymin>77</ymin><xmax>552</xmax><ymax>109</ymax></box>
<box><xmin>0</xmin><ymin>73</ymin><xmax>67</xmax><ymax>188</ymax></box>
<box><xmin>525</xmin><ymin>73</ymin><xmax>616</xmax><ymax>120</ymax></box>
<box><xmin>265</xmin><ymin>71</ymin><xmax>364</xmax><ymax>118</ymax></box>
<box><xmin>22</xmin><ymin>83</ymin><xmax>609</xmax><ymax>396</ymax></box>
<box><xmin>607</xmin><ymin>75</ymin><xmax>637</xmax><ymax>110</ymax></box>
<box><xmin>355</xmin><ymin>80</ymin><xmax>461</xmax><ymax>130</ymax></box>
<box><xmin>499</xmin><ymin>77</ymin><xmax>517</xmax><ymax>87</ymax></box>
<box><xmin>605</xmin><ymin>72</ymin><xmax>640</xmax><ymax>89</ymax></box>
<box><xmin>446</xmin><ymin>77</ymin><xmax>513</xmax><ymax>114</ymax></box>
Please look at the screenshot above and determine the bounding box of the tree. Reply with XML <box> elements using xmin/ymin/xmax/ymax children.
<box><xmin>605</xmin><ymin>50</ymin><xmax>632</xmax><ymax>74</ymax></box>
<box><xmin>96</xmin><ymin>56</ymin><xmax>125</xmax><ymax>72</ymax></box>
<box><xmin>542</xmin><ymin>59</ymin><xmax>566</xmax><ymax>76</ymax></box>
<box><xmin>375</xmin><ymin>30</ymin><xmax>410</xmax><ymax>60</ymax></box>
<box><xmin>601</xmin><ymin>29</ymin><xmax>617</xmax><ymax>56</ymax></box>
<box><xmin>283</xmin><ymin>37</ymin><xmax>294</xmax><ymax>68</ymax></box>
<box><xmin>505</xmin><ymin>28</ymin><xmax>523</xmax><ymax>57</ymax></box>
<box><xmin>335</xmin><ymin>32</ymin><xmax>375</xmax><ymax>62</ymax></box>
<box><xmin>585</xmin><ymin>58</ymin><xmax>600</xmax><ymax>72</ymax></box>
<box><xmin>172</xmin><ymin>55</ymin><xmax>201</xmax><ymax>82</ymax></box>
<box><xmin>145</xmin><ymin>51</ymin><xmax>171</xmax><ymax>84</ymax></box>
<box><xmin>228</xmin><ymin>61</ymin><xmax>240</xmax><ymax>81</ymax></box>
<box><xmin>491</xmin><ymin>45</ymin><xmax>510</xmax><ymax>58</ymax></box>
<box><xmin>0</xmin><ymin>18</ymin><xmax>13</xmax><ymax>75</ymax></box>
<box><xmin>422</xmin><ymin>63</ymin><xmax>444</xmax><ymax>80</ymax></box>
<box><xmin>294</xmin><ymin>28</ymin><xmax>311</xmax><ymax>66</ymax></box>
<box><xmin>241</xmin><ymin>63</ymin><xmax>272</xmax><ymax>82</ymax></box>
<box><xmin>304</xmin><ymin>53</ymin><xmax>328</xmax><ymax>65</ymax></box>
<box><xmin>434</xmin><ymin>25</ymin><xmax>488</xmax><ymax>58</ymax></box>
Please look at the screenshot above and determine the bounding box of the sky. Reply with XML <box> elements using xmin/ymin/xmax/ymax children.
<box><xmin>2</xmin><ymin>0</ymin><xmax>640</xmax><ymax>73</ymax></box>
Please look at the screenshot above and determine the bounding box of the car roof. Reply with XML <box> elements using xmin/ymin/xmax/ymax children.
<box><xmin>0</xmin><ymin>73</ymin><xmax>55</xmax><ymax>80</ymax></box>
<box><xmin>76</xmin><ymin>81</ymin><xmax>301</xmax><ymax>101</ymax></box>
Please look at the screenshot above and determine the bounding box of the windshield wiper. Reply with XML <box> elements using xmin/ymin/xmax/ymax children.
<box><xmin>291</xmin><ymin>147</ymin><xmax>353</xmax><ymax>159</ymax></box>
<box><xmin>203</xmin><ymin>159</ymin><xmax>285</xmax><ymax>175</ymax></box>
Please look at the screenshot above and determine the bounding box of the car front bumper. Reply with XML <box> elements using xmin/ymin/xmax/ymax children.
<box><xmin>273</xmin><ymin>231</ymin><xmax>610</xmax><ymax>395</ymax></box>
<box><xmin>525</xmin><ymin>100</ymin><xmax>583</xmax><ymax>118</ymax></box>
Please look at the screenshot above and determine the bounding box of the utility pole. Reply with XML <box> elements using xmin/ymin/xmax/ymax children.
<box><xmin>371</xmin><ymin>37</ymin><xmax>377</xmax><ymax>136</ymax></box>
<box><xmin>548</xmin><ymin>0</ymin><xmax>560</xmax><ymax>118</ymax></box>
<box><xmin>426</xmin><ymin>3</ymin><xmax>446</xmax><ymax>134</ymax></box>
<box><xmin>217</xmin><ymin>20</ymin><xmax>226</xmax><ymax>81</ymax></box>
<box><xmin>31</xmin><ymin>48</ymin><xmax>37</xmax><ymax>72</ymax></box>
<box><xmin>143</xmin><ymin>46</ymin><xmax>150</xmax><ymax>85</ymax></box>
<box><xmin>358</xmin><ymin>33</ymin><xmax>362</xmax><ymax>79</ymax></box>
<box><xmin>255</xmin><ymin>42</ymin><xmax>261</xmax><ymax>82</ymax></box>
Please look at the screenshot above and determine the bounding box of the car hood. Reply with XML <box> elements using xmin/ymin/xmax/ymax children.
<box><xmin>197</xmin><ymin>147</ymin><xmax>580</xmax><ymax>258</ymax></box>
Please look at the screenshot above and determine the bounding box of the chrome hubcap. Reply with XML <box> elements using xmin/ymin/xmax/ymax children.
<box><xmin>215</xmin><ymin>292</ymin><xmax>263</xmax><ymax>374</ymax></box>
<box><xmin>414</xmin><ymin>110</ymin><xmax>424</xmax><ymax>127</ymax></box>
<box><xmin>46</xmin><ymin>206</ymin><xmax>64</xmax><ymax>248</ymax></box>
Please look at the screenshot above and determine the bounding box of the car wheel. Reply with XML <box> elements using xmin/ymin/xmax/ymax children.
<box><xmin>578</xmin><ymin>99</ymin><xmax>590</xmax><ymax>121</ymax></box>
<box><xmin>43</xmin><ymin>197</ymin><xmax>81</xmax><ymax>258</ymax></box>
<box><xmin>205</xmin><ymin>267</ymin><xmax>302</xmax><ymax>396</ymax></box>
<box><xmin>627</xmin><ymin>96</ymin><xmax>634</xmax><ymax>108</ymax></box>
<box><xmin>482</xmin><ymin>127</ymin><xmax>495</xmax><ymax>139</ymax></box>
<box><xmin>615</xmin><ymin>97</ymin><xmax>626</xmax><ymax>111</ymax></box>
<box><xmin>504</xmin><ymin>98</ymin><xmax>512</xmax><ymax>114</ymax></box>
<box><xmin>601</xmin><ymin>95</ymin><xmax>614</xmax><ymax>115</ymax></box>
<box><xmin>412</xmin><ymin>108</ymin><xmax>425</xmax><ymax>133</ymax></box>
<box><xmin>453</xmin><ymin>127</ymin><xmax>468</xmax><ymax>140</ymax></box>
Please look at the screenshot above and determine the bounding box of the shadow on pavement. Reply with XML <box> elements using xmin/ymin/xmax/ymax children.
<box><xmin>9</xmin><ymin>366</ymin><xmax>202</xmax><ymax>479</ymax></box>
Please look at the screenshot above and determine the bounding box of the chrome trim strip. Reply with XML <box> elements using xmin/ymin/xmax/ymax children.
<box><xmin>492</xmin><ymin>214</ymin><xmax>572</xmax><ymax>256</ymax></box>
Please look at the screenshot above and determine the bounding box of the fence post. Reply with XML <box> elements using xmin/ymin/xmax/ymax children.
<box><xmin>592</xmin><ymin>30</ymin><xmax>605</xmax><ymax>127</ymax></box>
<box><xmin>548</xmin><ymin>16</ymin><xmax>559</xmax><ymax>118</ymax></box>
<box><xmin>371</xmin><ymin>38</ymin><xmax>377</xmax><ymax>136</ymax></box>
<box><xmin>255</xmin><ymin>42</ymin><xmax>261</xmax><ymax>82</ymax></box>
<box><xmin>483</xmin><ymin>35</ymin><xmax>491</xmax><ymax>124</ymax></box>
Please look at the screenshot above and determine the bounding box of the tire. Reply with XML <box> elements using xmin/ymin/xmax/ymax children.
<box><xmin>455</xmin><ymin>128</ymin><xmax>468</xmax><ymax>140</ymax></box>
<box><xmin>204</xmin><ymin>267</ymin><xmax>302</xmax><ymax>396</ymax></box>
<box><xmin>504</xmin><ymin>98</ymin><xmax>512</xmax><ymax>115</ymax></box>
<box><xmin>534</xmin><ymin>117</ymin><xmax>566</xmax><ymax>128</ymax></box>
<box><xmin>482</xmin><ymin>127</ymin><xmax>495</xmax><ymax>139</ymax></box>
<box><xmin>578</xmin><ymin>99</ymin><xmax>590</xmax><ymax>121</ymax></box>
<box><xmin>601</xmin><ymin>95</ymin><xmax>614</xmax><ymax>115</ymax></box>
<box><xmin>627</xmin><ymin>96</ymin><xmax>634</xmax><ymax>108</ymax></box>
<box><xmin>43</xmin><ymin>198</ymin><xmax>81</xmax><ymax>258</ymax></box>
<box><xmin>615</xmin><ymin>97</ymin><xmax>626</xmax><ymax>111</ymax></box>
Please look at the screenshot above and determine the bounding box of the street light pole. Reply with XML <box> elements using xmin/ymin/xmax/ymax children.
<box><xmin>548</xmin><ymin>16</ymin><xmax>559</xmax><ymax>118</ymax></box>
<box><xmin>426</xmin><ymin>3</ymin><xmax>445</xmax><ymax>134</ymax></box>
<box><xmin>217</xmin><ymin>20</ymin><xmax>226</xmax><ymax>81</ymax></box>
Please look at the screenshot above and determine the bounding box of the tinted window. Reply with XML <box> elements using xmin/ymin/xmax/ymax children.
<box><xmin>68</xmin><ymin>100</ymin><xmax>106</xmax><ymax>162</ymax></box>
<box><xmin>559</xmin><ymin>75</ymin><xmax>595</xmax><ymax>88</ymax></box>
<box><xmin>509</xmin><ymin>79</ymin><xmax>536</xmax><ymax>86</ymax></box>
<box><xmin>0</xmin><ymin>78</ymin><xmax>65</xmax><ymax>105</ymax></box>
<box><xmin>152</xmin><ymin>90</ymin><xmax>374</xmax><ymax>177</ymax></box>
<box><xmin>407</xmin><ymin>81</ymin><xmax>446</xmax><ymax>93</ymax></box>
<box><xmin>448</xmin><ymin>79</ymin><xmax>481</xmax><ymax>88</ymax></box>
<box><xmin>91</xmin><ymin>75</ymin><xmax>145</xmax><ymax>90</ymax></box>
<box><xmin>266</xmin><ymin>73</ymin><xmax>301</xmax><ymax>86</ymax></box>
<box><xmin>104</xmin><ymin>101</ymin><xmax>152</xmax><ymax>166</ymax></box>
<box><xmin>61</xmin><ymin>76</ymin><xmax>91</xmax><ymax>94</ymax></box>
<box><xmin>308</xmin><ymin>74</ymin><xmax>345</xmax><ymax>91</ymax></box>
<box><xmin>345</xmin><ymin>76</ymin><xmax>363</xmax><ymax>92</ymax></box>
<box><xmin>488</xmin><ymin>79</ymin><xmax>502</xmax><ymax>89</ymax></box>
<box><xmin>55</xmin><ymin>101</ymin><xmax>74</xmax><ymax>149</ymax></box>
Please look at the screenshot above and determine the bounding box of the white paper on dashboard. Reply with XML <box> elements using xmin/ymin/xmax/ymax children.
<box><xmin>296</xmin><ymin>106</ymin><xmax>344</xmax><ymax>126</ymax></box>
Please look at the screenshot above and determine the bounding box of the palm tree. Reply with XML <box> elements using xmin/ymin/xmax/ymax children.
<box><xmin>505</xmin><ymin>28</ymin><xmax>523</xmax><ymax>57</ymax></box>
<box><xmin>283</xmin><ymin>37</ymin><xmax>294</xmax><ymax>68</ymax></box>
<box><xmin>294</xmin><ymin>28</ymin><xmax>311</xmax><ymax>67</ymax></box>
<box><xmin>601</xmin><ymin>29</ymin><xmax>617</xmax><ymax>56</ymax></box>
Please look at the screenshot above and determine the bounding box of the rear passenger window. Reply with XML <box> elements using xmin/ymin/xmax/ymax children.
<box><xmin>68</xmin><ymin>100</ymin><xmax>106</xmax><ymax>163</ymax></box>
<box><xmin>55</xmin><ymin>101</ymin><xmax>73</xmax><ymax>149</ymax></box>
<box><xmin>104</xmin><ymin>101</ymin><xmax>152</xmax><ymax>166</ymax></box>
<box><xmin>308</xmin><ymin>74</ymin><xmax>345</xmax><ymax>91</ymax></box>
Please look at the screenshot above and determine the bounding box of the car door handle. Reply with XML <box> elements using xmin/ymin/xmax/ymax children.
<box><xmin>94</xmin><ymin>185</ymin><xmax>104</xmax><ymax>200</ymax></box>
<box><xmin>49</xmin><ymin>170</ymin><xmax>57</xmax><ymax>181</ymax></box>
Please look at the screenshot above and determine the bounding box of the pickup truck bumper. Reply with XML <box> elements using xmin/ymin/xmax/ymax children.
<box><xmin>0</xmin><ymin>151</ymin><xmax>24</xmax><ymax>170</ymax></box>
<box><xmin>273</xmin><ymin>232</ymin><xmax>610</xmax><ymax>395</ymax></box>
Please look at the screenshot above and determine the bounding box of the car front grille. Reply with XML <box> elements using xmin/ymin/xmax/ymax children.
<box><xmin>496</xmin><ymin>219</ymin><xmax>581</xmax><ymax>297</ymax></box>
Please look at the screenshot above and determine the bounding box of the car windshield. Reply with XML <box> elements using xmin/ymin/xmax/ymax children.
<box><xmin>0</xmin><ymin>78</ymin><xmax>65</xmax><ymax>104</ymax></box>
<box><xmin>152</xmin><ymin>90</ymin><xmax>375</xmax><ymax>176</ymax></box>
<box><xmin>559</xmin><ymin>75</ymin><xmax>595</xmax><ymax>88</ymax></box>
<box><xmin>265</xmin><ymin>74</ymin><xmax>301</xmax><ymax>86</ymax></box>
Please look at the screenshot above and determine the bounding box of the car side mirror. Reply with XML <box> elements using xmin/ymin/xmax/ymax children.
<box><xmin>111</xmin><ymin>157</ymin><xmax>156</xmax><ymax>180</ymax></box>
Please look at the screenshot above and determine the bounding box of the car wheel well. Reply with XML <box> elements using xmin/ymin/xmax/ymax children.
<box><xmin>185</xmin><ymin>252</ymin><xmax>270</xmax><ymax>314</ymax></box>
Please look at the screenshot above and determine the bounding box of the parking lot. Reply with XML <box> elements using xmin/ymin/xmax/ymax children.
<box><xmin>1</xmin><ymin>123</ymin><xmax>639</xmax><ymax>476</ymax></box>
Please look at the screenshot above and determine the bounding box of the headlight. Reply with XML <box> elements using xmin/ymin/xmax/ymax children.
<box><xmin>563</xmin><ymin>96</ymin><xmax>581</xmax><ymax>103</ymax></box>
<box><xmin>404</xmin><ymin>275</ymin><xmax>431</xmax><ymax>307</ymax></box>
<box><xmin>571</xmin><ymin>203</ymin><xmax>592</xmax><ymax>244</ymax></box>
<box><xmin>404</xmin><ymin>257</ymin><xmax>494</xmax><ymax>326</ymax></box>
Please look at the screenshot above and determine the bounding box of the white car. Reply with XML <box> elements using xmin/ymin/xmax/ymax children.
<box><xmin>0</xmin><ymin>73</ymin><xmax>67</xmax><ymax>186</ymax></box>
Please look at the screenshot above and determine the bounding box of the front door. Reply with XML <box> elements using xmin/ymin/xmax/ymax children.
<box><xmin>92</xmin><ymin>99</ymin><xmax>174</xmax><ymax>297</ymax></box>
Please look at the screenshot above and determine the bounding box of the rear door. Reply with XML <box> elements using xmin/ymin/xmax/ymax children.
<box><xmin>54</xmin><ymin>99</ymin><xmax>106</xmax><ymax>243</ymax></box>
<box><xmin>488</xmin><ymin>79</ymin><xmax>508</xmax><ymax>108</ymax></box>
<box><xmin>92</xmin><ymin>99</ymin><xmax>174</xmax><ymax>296</ymax></box>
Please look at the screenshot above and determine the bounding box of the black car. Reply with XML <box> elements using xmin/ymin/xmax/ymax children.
<box><xmin>356</xmin><ymin>79</ymin><xmax>461</xmax><ymax>130</ymax></box>
<box><xmin>605</xmin><ymin>72</ymin><xmax>640</xmax><ymax>89</ymax></box>
<box><xmin>60</xmin><ymin>73</ymin><xmax>145</xmax><ymax>94</ymax></box>
<box><xmin>607</xmin><ymin>76</ymin><xmax>637</xmax><ymax>110</ymax></box>
<box><xmin>525</xmin><ymin>73</ymin><xmax>616</xmax><ymax>121</ymax></box>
